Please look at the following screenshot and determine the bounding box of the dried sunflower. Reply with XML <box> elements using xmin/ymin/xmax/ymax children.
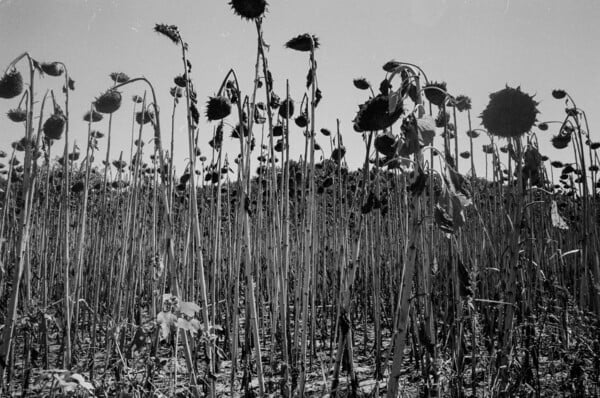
<box><xmin>353</xmin><ymin>78</ymin><xmax>371</xmax><ymax>90</ymax></box>
<box><xmin>452</xmin><ymin>95</ymin><xmax>471</xmax><ymax>112</ymax></box>
<box><xmin>7</xmin><ymin>108</ymin><xmax>27</xmax><ymax>122</ymax></box>
<box><xmin>43</xmin><ymin>113</ymin><xmax>66</xmax><ymax>140</ymax></box>
<box><xmin>481</xmin><ymin>86</ymin><xmax>538</xmax><ymax>138</ymax></box>
<box><xmin>136</xmin><ymin>109</ymin><xmax>155</xmax><ymax>125</ymax></box>
<box><xmin>466</xmin><ymin>130</ymin><xmax>480</xmax><ymax>138</ymax></box>
<box><xmin>295</xmin><ymin>113</ymin><xmax>309</xmax><ymax>128</ymax></box>
<box><xmin>552</xmin><ymin>89</ymin><xmax>567</xmax><ymax>99</ymax></box>
<box><xmin>551</xmin><ymin>134</ymin><xmax>571</xmax><ymax>149</ymax></box>
<box><xmin>205</xmin><ymin>96</ymin><xmax>232</xmax><ymax>121</ymax></box>
<box><xmin>382</xmin><ymin>60</ymin><xmax>402</xmax><ymax>73</ymax></box>
<box><xmin>41</xmin><ymin>62</ymin><xmax>64</xmax><ymax>77</ymax></box>
<box><xmin>272</xmin><ymin>125</ymin><xmax>284</xmax><ymax>137</ymax></box>
<box><xmin>154</xmin><ymin>23</ymin><xmax>181</xmax><ymax>44</ymax></box>
<box><xmin>110</xmin><ymin>72</ymin><xmax>130</xmax><ymax>83</ymax></box>
<box><xmin>174</xmin><ymin>75</ymin><xmax>187</xmax><ymax>88</ymax></box>
<box><xmin>229</xmin><ymin>0</ymin><xmax>268</xmax><ymax>21</ymax></box>
<box><xmin>285</xmin><ymin>34</ymin><xmax>319</xmax><ymax>52</ymax></box>
<box><xmin>331</xmin><ymin>146</ymin><xmax>346</xmax><ymax>163</ymax></box>
<box><xmin>94</xmin><ymin>90</ymin><xmax>122</xmax><ymax>114</ymax></box>
<box><xmin>279</xmin><ymin>99</ymin><xmax>294</xmax><ymax>119</ymax></box>
<box><xmin>0</xmin><ymin>68</ymin><xmax>24</xmax><ymax>99</ymax></box>
<box><xmin>353</xmin><ymin>94</ymin><xmax>403</xmax><ymax>132</ymax></box>
<box><xmin>83</xmin><ymin>109</ymin><xmax>103</xmax><ymax>122</ymax></box>
<box><xmin>423</xmin><ymin>81</ymin><xmax>447</xmax><ymax>107</ymax></box>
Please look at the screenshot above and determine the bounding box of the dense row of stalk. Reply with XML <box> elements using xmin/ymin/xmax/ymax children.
<box><xmin>0</xmin><ymin>1</ymin><xmax>599</xmax><ymax>397</ymax></box>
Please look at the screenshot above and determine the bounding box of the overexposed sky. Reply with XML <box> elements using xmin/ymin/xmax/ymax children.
<box><xmin>1</xmin><ymin>0</ymin><xmax>599</xmax><ymax>178</ymax></box>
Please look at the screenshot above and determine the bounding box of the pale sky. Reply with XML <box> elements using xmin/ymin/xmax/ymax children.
<box><xmin>1</xmin><ymin>0</ymin><xmax>599</xmax><ymax>178</ymax></box>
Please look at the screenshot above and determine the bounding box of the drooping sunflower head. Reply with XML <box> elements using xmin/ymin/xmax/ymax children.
<box><xmin>7</xmin><ymin>108</ymin><xmax>27</xmax><ymax>123</ymax></box>
<box><xmin>0</xmin><ymin>68</ymin><xmax>24</xmax><ymax>99</ymax></box>
<box><xmin>93</xmin><ymin>89</ymin><xmax>122</xmax><ymax>114</ymax></box>
<box><xmin>423</xmin><ymin>81</ymin><xmax>448</xmax><ymax>107</ymax></box>
<box><xmin>154</xmin><ymin>23</ymin><xmax>181</xmax><ymax>45</ymax></box>
<box><xmin>551</xmin><ymin>133</ymin><xmax>571</xmax><ymax>149</ymax></box>
<box><xmin>83</xmin><ymin>109</ymin><xmax>103</xmax><ymax>123</ymax></box>
<box><xmin>205</xmin><ymin>96</ymin><xmax>232</xmax><ymax>121</ymax></box>
<box><xmin>136</xmin><ymin>109</ymin><xmax>155</xmax><ymax>125</ymax></box>
<box><xmin>43</xmin><ymin>113</ymin><xmax>67</xmax><ymax>140</ymax></box>
<box><xmin>285</xmin><ymin>34</ymin><xmax>320</xmax><ymax>52</ymax></box>
<box><xmin>279</xmin><ymin>98</ymin><xmax>295</xmax><ymax>119</ymax></box>
<box><xmin>40</xmin><ymin>62</ymin><xmax>64</xmax><ymax>77</ymax></box>
<box><xmin>353</xmin><ymin>94</ymin><xmax>403</xmax><ymax>132</ymax></box>
<box><xmin>353</xmin><ymin>78</ymin><xmax>371</xmax><ymax>90</ymax></box>
<box><xmin>229</xmin><ymin>0</ymin><xmax>268</xmax><ymax>21</ymax></box>
<box><xmin>110</xmin><ymin>72</ymin><xmax>130</xmax><ymax>84</ymax></box>
<box><xmin>481</xmin><ymin>86</ymin><xmax>538</xmax><ymax>139</ymax></box>
<box><xmin>452</xmin><ymin>95</ymin><xmax>472</xmax><ymax>112</ymax></box>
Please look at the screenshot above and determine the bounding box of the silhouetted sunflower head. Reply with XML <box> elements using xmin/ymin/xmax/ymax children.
<box><xmin>154</xmin><ymin>23</ymin><xmax>181</xmax><ymax>44</ymax></box>
<box><xmin>229</xmin><ymin>0</ymin><xmax>268</xmax><ymax>21</ymax></box>
<box><xmin>40</xmin><ymin>62</ymin><xmax>64</xmax><ymax>77</ymax></box>
<box><xmin>205</xmin><ymin>96</ymin><xmax>232</xmax><ymax>121</ymax></box>
<box><xmin>43</xmin><ymin>113</ymin><xmax>66</xmax><ymax>140</ymax></box>
<box><xmin>285</xmin><ymin>34</ymin><xmax>319</xmax><ymax>52</ymax></box>
<box><xmin>481</xmin><ymin>86</ymin><xmax>538</xmax><ymax>138</ymax></box>
<box><xmin>423</xmin><ymin>81</ymin><xmax>447</xmax><ymax>107</ymax></box>
<box><xmin>0</xmin><ymin>68</ymin><xmax>24</xmax><ymax>99</ymax></box>
<box><xmin>353</xmin><ymin>94</ymin><xmax>403</xmax><ymax>132</ymax></box>
<box><xmin>94</xmin><ymin>90</ymin><xmax>122</xmax><ymax>114</ymax></box>
<box><xmin>7</xmin><ymin>108</ymin><xmax>27</xmax><ymax>123</ymax></box>
<box><xmin>110</xmin><ymin>72</ymin><xmax>130</xmax><ymax>84</ymax></box>
<box><xmin>83</xmin><ymin>109</ymin><xmax>103</xmax><ymax>122</ymax></box>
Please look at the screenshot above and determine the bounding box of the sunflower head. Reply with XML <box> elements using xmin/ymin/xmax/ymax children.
<box><xmin>40</xmin><ymin>62</ymin><xmax>64</xmax><ymax>77</ymax></box>
<box><xmin>551</xmin><ymin>133</ymin><xmax>571</xmax><ymax>149</ymax></box>
<box><xmin>295</xmin><ymin>113</ymin><xmax>309</xmax><ymax>128</ymax></box>
<box><xmin>353</xmin><ymin>94</ymin><xmax>403</xmax><ymax>132</ymax></box>
<box><xmin>136</xmin><ymin>109</ymin><xmax>155</xmax><ymax>125</ymax></box>
<box><xmin>452</xmin><ymin>95</ymin><xmax>472</xmax><ymax>112</ymax></box>
<box><xmin>43</xmin><ymin>113</ymin><xmax>67</xmax><ymax>140</ymax></box>
<box><xmin>481</xmin><ymin>86</ymin><xmax>538</xmax><ymax>139</ymax></box>
<box><xmin>229</xmin><ymin>0</ymin><xmax>268</xmax><ymax>21</ymax></box>
<box><xmin>110</xmin><ymin>72</ymin><xmax>130</xmax><ymax>84</ymax></box>
<box><xmin>279</xmin><ymin>99</ymin><xmax>295</xmax><ymax>119</ymax></box>
<box><xmin>174</xmin><ymin>75</ymin><xmax>187</xmax><ymax>88</ymax></box>
<box><xmin>94</xmin><ymin>89</ymin><xmax>122</xmax><ymax>114</ymax></box>
<box><xmin>7</xmin><ymin>108</ymin><xmax>27</xmax><ymax>123</ymax></box>
<box><xmin>353</xmin><ymin>78</ymin><xmax>371</xmax><ymax>90</ymax></box>
<box><xmin>285</xmin><ymin>34</ymin><xmax>320</xmax><ymax>52</ymax></box>
<box><xmin>83</xmin><ymin>109</ymin><xmax>103</xmax><ymax>122</ymax></box>
<box><xmin>154</xmin><ymin>23</ymin><xmax>181</xmax><ymax>44</ymax></box>
<box><xmin>423</xmin><ymin>81</ymin><xmax>447</xmax><ymax>107</ymax></box>
<box><xmin>205</xmin><ymin>96</ymin><xmax>232</xmax><ymax>121</ymax></box>
<box><xmin>0</xmin><ymin>68</ymin><xmax>24</xmax><ymax>99</ymax></box>
<box><xmin>552</xmin><ymin>89</ymin><xmax>567</xmax><ymax>100</ymax></box>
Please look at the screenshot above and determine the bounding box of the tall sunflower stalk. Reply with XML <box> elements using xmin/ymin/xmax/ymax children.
<box><xmin>0</xmin><ymin>53</ymin><xmax>39</xmax><ymax>388</ymax></box>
